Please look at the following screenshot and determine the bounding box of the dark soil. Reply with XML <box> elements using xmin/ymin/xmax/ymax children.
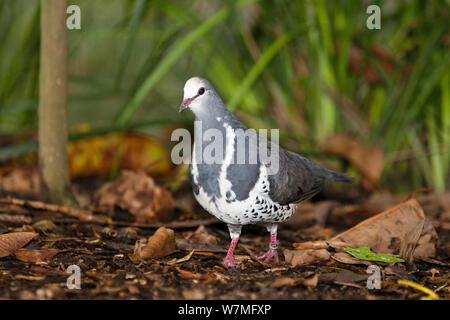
<box><xmin>0</xmin><ymin>185</ymin><xmax>448</xmax><ymax>300</ymax></box>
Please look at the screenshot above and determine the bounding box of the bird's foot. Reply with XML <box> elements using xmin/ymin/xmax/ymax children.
<box><xmin>258</xmin><ymin>249</ymin><xmax>279</xmax><ymax>263</ymax></box>
<box><xmin>222</xmin><ymin>256</ymin><xmax>241</xmax><ymax>268</ymax></box>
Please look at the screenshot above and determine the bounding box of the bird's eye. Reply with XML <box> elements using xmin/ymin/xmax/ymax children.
<box><xmin>198</xmin><ymin>87</ymin><xmax>205</xmax><ymax>95</ymax></box>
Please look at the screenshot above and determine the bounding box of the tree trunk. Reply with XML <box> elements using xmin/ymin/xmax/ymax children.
<box><xmin>38</xmin><ymin>0</ymin><xmax>78</xmax><ymax>207</ymax></box>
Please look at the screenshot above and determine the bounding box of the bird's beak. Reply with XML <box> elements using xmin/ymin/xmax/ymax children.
<box><xmin>179</xmin><ymin>103</ymin><xmax>187</xmax><ymax>112</ymax></box>
<box><xmin>179</xmin><ymin>98</ymin><xmax>192</xmax><ymax>112</ymax></box>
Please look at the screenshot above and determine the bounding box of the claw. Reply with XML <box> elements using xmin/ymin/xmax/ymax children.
<box><xmin>258</xmin><ymin>249</ymin><xmax>279</xmax><ymax>263</ymax></box>
<box><xmin>222</xmin><ymin>256</ymin><xmax>241</xmax><ymax>268</ymax></box>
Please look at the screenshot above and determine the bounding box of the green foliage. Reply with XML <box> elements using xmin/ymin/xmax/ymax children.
<box><xmin>344</xmin><ymin>247</ymin><xmax>405</xmax><ymax>263</ymax></box>
<box><xmin>0</xmin><ymin>0</ymin><xmax>449</xmax><ymax>190</ymax></box>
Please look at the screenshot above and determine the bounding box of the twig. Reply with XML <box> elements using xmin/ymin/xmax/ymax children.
<box><xmin>110</xmin><ymin>218</ymin><xmax>220</xmax><ymax>229</ymax></box>
<box><xmin>406</xmin><ymin>187</ymin><xmax>432</xmax><ymax>200</ymax></box>
<box><xmin>51</xmin><ymin>217</ymin><xmax>220</xmax><ymax>230</ymax></box>
<box><xmin>333</xmin><ymin>281</ymin><xmax>365</xmax><ymax>289</ymax></box>
<box><xmin>0</xmin><ymin>196</ymin><xmax>221</xmax><ymax>229</ymax></box>
<box><xmin>0</xmin><ymin>197</ymin><xmax>102</xmax><ymax>222</ymax></box>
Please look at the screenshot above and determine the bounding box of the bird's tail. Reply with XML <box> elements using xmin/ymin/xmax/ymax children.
<box><xmin>326</xmin><ymin>170</ymin><xmax>354</xmax><ymax>183</ymax></box>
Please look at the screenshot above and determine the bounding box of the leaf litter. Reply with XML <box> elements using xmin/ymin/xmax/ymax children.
<box><xmin>0</xmin><ymin>167</ymin><xmax>449</xmax><ymax>300</ymax></box>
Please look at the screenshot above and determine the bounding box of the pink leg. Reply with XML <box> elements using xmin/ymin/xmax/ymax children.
<box><xmin>222</xmin><ymin>237</ymin><xmax>241</xmax><ymax>268</ymax></box>
<box><xmin>258</xmin><ymin>231</ymin><xmax>279</xmax><ymax>263</ymax></box>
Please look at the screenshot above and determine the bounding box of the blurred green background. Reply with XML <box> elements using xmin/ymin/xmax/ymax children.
<box><xmin>0</xmin><ymin>0</ymin><xmax>449</xmax><ymax>192</ymax></box>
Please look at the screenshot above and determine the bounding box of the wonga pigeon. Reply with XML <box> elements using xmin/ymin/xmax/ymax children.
<box><xmin>179</xmin><ymin>77</ymin><xmax>353</xmax><ymax>267</ymax></box>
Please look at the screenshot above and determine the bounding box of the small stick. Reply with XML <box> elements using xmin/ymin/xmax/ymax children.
<box><xmin>0</xmin><ymin>197</ymin><xmax>102</xmax><ymax>222</ymax></box>
<box><xmin>0</xmin><ymin>197</ymin><xmax>220</xmax><ymax>229</ymax></box>
<box><xmin>406</xmin><ymin>187</ymin><xmax>432</xmax><ymax>200</ymax></box>
<box><xmin>48</xmin><ymin>217</ymin><xmax>220</xmax><ymax>230</ymax></box>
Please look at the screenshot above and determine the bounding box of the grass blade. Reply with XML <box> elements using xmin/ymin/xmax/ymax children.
<box><xmin>113</xmin><ymin>0</ymin><xmax>258</xmax><ymax>127</ymax></box>
<box><xmin>228</xmin><ymin>32</ymin><xmax>293</xmax><ymax>111</ymax></box>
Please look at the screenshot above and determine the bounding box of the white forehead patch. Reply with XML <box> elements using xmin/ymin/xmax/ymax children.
<box><xmin>183</xmin><ymin>77</ymin><xmax>208</xmax><ymax>99</ymax></box>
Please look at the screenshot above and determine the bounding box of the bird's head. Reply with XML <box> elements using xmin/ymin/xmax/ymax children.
<box><xmin>179</xmin><ymin>77</ymin><xmax>218</xmax><ymax>114</ymax></box>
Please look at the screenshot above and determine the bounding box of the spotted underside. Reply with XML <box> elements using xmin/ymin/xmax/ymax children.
<box><xmin>191</xmin><ymin>161</ymin><xmax>298</xmax><ymax>225</ymax></box>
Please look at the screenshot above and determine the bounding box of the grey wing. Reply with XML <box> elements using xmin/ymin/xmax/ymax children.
<box><xmin>267</xmin><ymin>149</ymin><xmax>330</xmax><ymax>205</ymax></box>
<box><xmin>226</xmin><ymin>122</ymin><xmax>261</xmax><ymax>201</ymax></box>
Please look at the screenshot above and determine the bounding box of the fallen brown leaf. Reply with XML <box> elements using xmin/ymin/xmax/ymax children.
<box><xmin>133</xmin><ymin>227</ymin><xmax>176</xmax><ymax>260</ymax></box>
<box><xmin>14</xmin><ymin>249</ymin><xmax>62</xmax><ymax>263</ymax></box>
<box><xmin>283</xmin><ymin>248</ymin><xmax>331</xmax><ymax>267</ymax></box>
<box><xmin>0</xmin><ymin>232</ymin><xmax>38</xmax><ymax>258</ymax></box>
<box><xmin>92</xmin><ymin>170</ymin><xmax>174</xmax><ymax>223</ymax></box>
<box><xmin>330</xmin><ymin>199</ymin><xmax>438</xmax><ymax>259</ymax></box>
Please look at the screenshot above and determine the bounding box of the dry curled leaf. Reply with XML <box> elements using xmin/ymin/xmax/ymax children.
<box><xmin>92</xmin><ymin>170</ymin><xmax>174</xmax><ymax>223</ymax></box>
<box><xmin>331</xmin><ymin>199</ymin><xmax>438</xmax><ymax>260</ymax></box>
<box><xmin>283</xmin><ymin>248</ymin><xmax>331</xmax><ymax>267</ymax></box>
<box><xmin>133</xmin><ymin>227</ymin><xmax>176</xmax><ymax>260</ymax></box>
<box><xmin>14</xmin><ymin>249</ymin><xmax>61</xmax><ymax>263</ymax></box>
<box><xmin>0</xmin><ymin>232</ymin><xmax>38</xmax><ymax>258</ymax></box>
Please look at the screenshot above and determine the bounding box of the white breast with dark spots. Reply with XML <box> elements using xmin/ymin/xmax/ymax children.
<box><xmin>218</xmin><ymin>163</ymin><xmax>298</xmax><ymax>225</ymax></box>
<box><xmin>191</xmin><ymin>123</ymin><xmax>297</xmax><ymax>225</ymax></box>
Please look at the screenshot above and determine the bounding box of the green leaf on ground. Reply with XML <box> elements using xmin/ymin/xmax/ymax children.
<box><xmin>344</xmin><ymin>247</ymin><xmax>405</xmax><ymax>263</ymax></box>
